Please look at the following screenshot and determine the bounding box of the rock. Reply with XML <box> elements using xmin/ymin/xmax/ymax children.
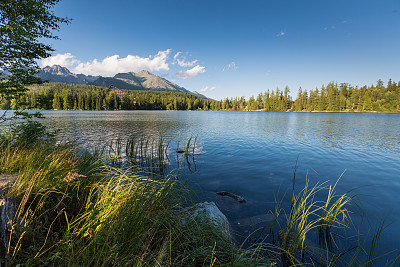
<box><xmin>0</xmin><ymin>198</ymin><xmax>16</xmax><ymax>256</ymax></box>
<box><xmin>181</xmin><ymin>201</ymin><xmax>231</xmax><ymax>239</ymax></box>
<box><xmin>0</xmin><ymin>175</ymin><xmax>20</xmax><ymax>258</ymax></box>
<box><xmin>216</xmin><ymin>191</ymin><xmax>246</xmax><ymax>203</ymax></box>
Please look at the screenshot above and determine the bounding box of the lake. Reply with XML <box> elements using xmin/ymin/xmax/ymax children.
<box><xmin>13</xmin><ymin>110</ymin><xmax>400</xmax><ymax>262</ymax></box>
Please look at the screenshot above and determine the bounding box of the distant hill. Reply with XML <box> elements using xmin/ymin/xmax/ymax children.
<box><xmin>37</xmin><ymin>65</ymin><xmax>99</xmax><ymax>84</ymax></box>
<box><xmin>36</xmin><ymin>65</ymin><xmax>210</xmax><ymax>99</ymax></box>
<box><xmin>91</xmin><ymin>70</ymin><xmax>191</xmax><ymax>93</ymax></box>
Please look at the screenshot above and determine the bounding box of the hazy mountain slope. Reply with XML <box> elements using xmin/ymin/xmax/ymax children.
<box><xmin>105</xmin><ymin>70</ymin><xmax>191</xmax><ymax>93</ymax></box>
<box><xmin>91</xmin><ymin>77</ymin><xmax>144</xmax><ymax>91</ymax></box>
<box><xmin>36</xmin><ymin>65</ymin><xmax>99</xmax><ymax>84</ymax></box>
<box><xmin>36</xmin><ymin>65</ymin><xmax>210</xmax><ymax>99</ymax></box>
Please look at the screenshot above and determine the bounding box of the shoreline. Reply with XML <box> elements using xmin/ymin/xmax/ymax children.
<box><xmin>1</xmin><ymin>108</ymin><xmax>399</xmax><ymax>114</ymax></box>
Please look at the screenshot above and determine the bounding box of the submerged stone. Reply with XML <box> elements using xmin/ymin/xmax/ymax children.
<box><xmin>181</xmin><ymin>201</ymin><xmax>231</xmax><ymax>239</ymax></box>
<box><xmin>216</xmin><ymin>191</ymin><xmax>246</xmax><ymax>203</ymax></box>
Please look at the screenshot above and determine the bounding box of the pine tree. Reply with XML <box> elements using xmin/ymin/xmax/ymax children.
<box><xmin>53</xmin><ymin>93</ymin><xmax>62</xmax><ymax>110</ymax></box>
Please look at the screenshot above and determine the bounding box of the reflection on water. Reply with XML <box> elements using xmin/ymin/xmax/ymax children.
<box><xmin>14</xmin><ymin>110</ymin><xmax>400</xmax><ymax>260</ymax></box>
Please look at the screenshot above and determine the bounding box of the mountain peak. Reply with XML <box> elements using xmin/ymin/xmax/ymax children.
<box><xmin>137</xmin><ymin>70</ymin><xmax>152</xmax><ymax>75</ymax></box>
<box><xmin>36</xmin><ymin>65</ymin><xmax>98</xmax><ymax>84</ymax></box>
<box><xmin>42</xmin><ymin>65</ymin><xmax>72</xmax><ymax>75</ymax></box>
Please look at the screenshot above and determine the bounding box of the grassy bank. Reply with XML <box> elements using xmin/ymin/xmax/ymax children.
<box><xmin>0</xmin><ymin>121</ymin><xmax>274</xmax><ymax>266</ymax></box>
<box><xmin>0</xmin><ymin>120</ymin><xmax>399</xmax><ymax>266</ymax></box>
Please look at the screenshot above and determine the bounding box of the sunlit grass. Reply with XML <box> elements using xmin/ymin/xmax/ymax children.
<box><xmin>1</xmin><ymin>124</ymin><xmax>399</xmax><ymax>266</ymax></box>
<box><xmin>270</xmin><ymin>171</ymin><xmax>400</xmax><ymax>266</ymax></box>
<box><xmin>0</xmin><ymin>137</ymin><xmax>261</xmax><ymax>266</ymax></box>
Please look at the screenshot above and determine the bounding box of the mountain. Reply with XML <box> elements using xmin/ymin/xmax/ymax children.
<box><xmin>36</xmin><ymin>65</ymin><xmax>210</xmax><ymax>99</ymax></box>
<box><xmin>91</xmin><ymin>70</ymin><xmax>191</xmax><ymax>93</ymax></box>
<box><xmin>36</xmin><ymin>65</ymin><xmax>99</xmax><ymax>84</ymax></box>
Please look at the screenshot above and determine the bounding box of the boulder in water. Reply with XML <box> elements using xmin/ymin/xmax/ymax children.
<box><xmin>181</xmin><ymin>201</ymin><xmax>231</xmax><ymax>239</ymax></box>
<box><xmin>216</xmin><ymin>191</ymin><xmax>246</xmax><ymax>203</ymax></box>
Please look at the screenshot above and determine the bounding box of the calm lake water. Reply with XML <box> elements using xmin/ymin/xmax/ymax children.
<box><xmin>10</xmin><ymin>110</ymin><xmax>400</xmax><ymax>261</ymax></box>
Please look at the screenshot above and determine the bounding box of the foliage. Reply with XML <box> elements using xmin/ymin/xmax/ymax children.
<box><xmin>11</xmin><ymin>82</ymin><xmax>216</xmax><ymax>111</ymax></box>
<box><xmin>2</xmin><ymin>78</ymin><xmax>399</xmax><ymax>112</ymax></box>
<box><xmin>1</xmin><ymin>119</ymin><xmax>56</xmax><ymax>147</ymax></box>
<box><xmin>0</xmin><ymin>130</ymin><xmax>266</xmax><ymax>266</ymax></box>
<box><xmin>219</xmin><ymin>79</ymin><xmax>399</xmax><ymax>113</ymax></box>
<box><xmin>291</xmin><ymin>80</ymin><xmax>400</xmax><ymax>112</ymax></box>
<box><xmin>0</xmin><ymin>0</ymin><xmax>69</xmax><ymax>109</ymax></box>
<box><xmin>274</xmin><ymin>179</ymin><xmax>350</xmax><ymax>265</ymax></box>
<box><xmin>1</xmin><ymin>125</ymin><xmax>399</xmax><ymax>265</ymax></box>
<box><xmin>270</xmin><ymin>174</ymin><xmax>400</xmax><ymax>266</ymax></box>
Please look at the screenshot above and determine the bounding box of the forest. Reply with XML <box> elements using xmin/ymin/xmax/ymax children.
<box><xmin>0</xmin><ymin>79</ymin><xmax>399</xmax><ymax>112</ymax></box>
<box><xmin>221</xmin><ymin>79</ymin><xmax>400</xmax><ymax>112</ymax></box>
<box><xmin>0</xmin><ymin>83</ymin><xmax>216</xmax><ymax>111</ymax></box>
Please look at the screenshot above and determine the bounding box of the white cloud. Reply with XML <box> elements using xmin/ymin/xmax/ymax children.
<box><xmin>173</xmin><ymin>51</ymin><xmax>198</xmax><ymax>67</ymax></box>
<box><xmin>200</xmin><ymin>86</ymin><xmax>216</xmax><ymax>92</ymax></box>
<box><xmin>41</xmin><ymin>50</ymin><xmax>171</xmax><ymax>76</ymax></box>
<box><xmin>177</xmin><ymin>58</ymin><xmax>198</xmax><ymax>67</ymax></box>
<box><xmin>41</xmin><ymin>53</ymin><xmax>79</xmax><ymax>68</ymax></box>
<box><xmin>40</xmin><ymin>49</ymin><xmax>207</xmax><ymax>79</ymax></box>
<box><xmin>173</xmin><ymin>52</ymin><xmax>181</xmax><ymax>61</ymax></box>
<box><xmin>222</xmin><ymin>61</ymin><xmax>238</xmax><ymax>72</ymax></box>
<box><xmin>276</xmin><ymin>31</ymin><xmax>285</xmax><ymax>37</ymax></box>
<box><xmin>73</xmin><ymin>50</ymin><xmax>171</xmax><ymax>76</ymax></box>
<box><xmin>176</xmin><ymin>65</ymin><xmax>206</xmax><ymax>79</ymax></box>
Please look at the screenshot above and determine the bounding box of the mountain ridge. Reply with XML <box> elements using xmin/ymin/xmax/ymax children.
<box><xmin>36</xmin><ymin>65</ymin><xmax>210</xmax><ymax>99</ymax></box>
<box><xmin>38</xmin><ymin>65</ymin><xmax>99</xmax><ymax>84</ymax></box>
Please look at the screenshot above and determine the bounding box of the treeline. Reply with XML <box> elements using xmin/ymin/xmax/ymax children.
<box><xmin>0</xmin><ymin>83</ymin><xmax>217</xmax><ymax>111</ymax></box>
<box><xmin>221</xmin><ymin>79</ymin><xmax>400</xmax><ymax>112</ymax></box>
<box><xmin>0</xmin><ymin>79</ymin><xmax>399</xmax><ymax>112</ymax></box>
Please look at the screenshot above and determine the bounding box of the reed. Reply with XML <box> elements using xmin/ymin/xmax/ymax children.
<box><xmin>65</xmin><ymin>166</ymin><xmax>181</xmax><ymax>266</ymax></box>
<box><xmin>347</xmin><ymin>216</ymin><xmax>400</xmax><ymax>267</ymax></box>
<box><xmin>277</xmin><ymin>178</ymin><xmax>327</xmax><ymax>265</ymax></box>
<box><xmin>271</xmin><ymin>172</ymin><xmax>400</xmax><ymax>267</ymax></box>
<box><xmin>0</xmin><ymin>146</ymin><xmax>245</xmax><ymax>266</ymax></box>
<box><xmin>317</xmin><ymin>174</ymin><xmax>351</xmax><ymax>254</ymax></box>
<box><xmin>0</xmin><ymin>139</ymin><xmax>102</xmax><ymax>264</ymax></box>
<box><xmin>125</xmin><ymin>135</ymin><xmax>170</xmax><ymax>176</ymax></box>
<box><xmin>1</xmin><ymin>122</ymin><xmax>398</xmax><ymax>266</ymax></box>
<box><xmin>0</xmin><ymin>128</ymin><xmax>250</xmax><ymax>266</ymax></box>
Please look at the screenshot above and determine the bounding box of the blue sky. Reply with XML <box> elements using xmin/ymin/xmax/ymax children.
<box><xmin>43</xmin><ymin>0</ymin><xmax>400</xmax><ymax>99</ymax></box>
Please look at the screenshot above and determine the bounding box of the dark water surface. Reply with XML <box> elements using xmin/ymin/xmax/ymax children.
<box><xmin>36</xmin><ymin>111</ymin><xmax>400</xmax><ymax>260</ymax></box>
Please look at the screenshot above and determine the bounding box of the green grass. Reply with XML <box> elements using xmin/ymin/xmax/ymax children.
<box><xmin>125</xmin><ymin>135</ymin><xmax>170</xmax><ymax>175</ymax></box>
<box><xmin>0</xmin><ymin>128</ymin><xmax>272</xmax><ymax>266</ymax></box>
<box><xmin>1</xmin><ymin>122</ymin><xmax>399</xmax><ymax>266</ymax></box>
<box><xmin>270</xmin><ymin>172</ymin><xmax>400</xmax><ymax>266</ymax></box>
